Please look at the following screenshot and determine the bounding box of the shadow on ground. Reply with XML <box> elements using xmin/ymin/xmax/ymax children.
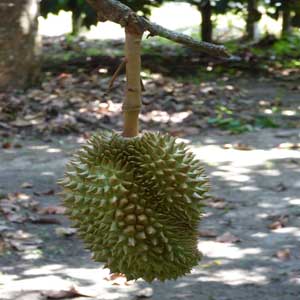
<box><xmin>0</xmin><ymin>129</ymin><xmax>299</xmax><ymax>300</ymax></box>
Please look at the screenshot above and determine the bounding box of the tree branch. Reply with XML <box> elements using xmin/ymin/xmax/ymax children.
<box><xmin>86</xmin><ymin>0</ymin><xmax>230</xmax><ymax>58</ymax></box>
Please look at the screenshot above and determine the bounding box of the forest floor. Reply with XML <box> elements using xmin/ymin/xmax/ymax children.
<box><xmin>1</xmin><ymin>128</ymin><xmax>300</xmax><ymax>300</ymax></box>
<box><xmin>0</xmin><ymin>37</ymin><xmax>300</xmax><ymax>300</ymax></box>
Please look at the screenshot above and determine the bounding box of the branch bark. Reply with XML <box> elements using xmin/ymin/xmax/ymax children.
<box><xmin>122</xmin><ymin>29</ymin><xmax>142</xmax><ymax>137</ymax></box>
<box><xmin>86</xmin><ymin>0</ymin><xmax>229</xmax><ymax>58</ymax></box>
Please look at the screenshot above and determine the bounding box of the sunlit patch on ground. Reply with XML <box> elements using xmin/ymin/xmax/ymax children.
<box><xmin>1</xmin><ymin>129</ymin><xmax>300</xmax><ymax>299</ymax></box>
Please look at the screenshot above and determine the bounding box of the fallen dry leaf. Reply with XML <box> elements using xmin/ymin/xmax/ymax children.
<box><xmin>34</xmin><ymin>189</ymin><xmax>55</xmax><ymax>196</ymax></box>
<box><xmin>0</xmin><ymin>199</ymin><xmax>20</xmax><ymax>214</ymax></box>
<box><xmin>104</xmin><ymin>273</ymin><xmax>131</xmax><ymax>285</ymax></box>
<box><xmin>38</xmin><ymin>206</ymin><xmax>66</xmax><ymax>215</ymax></box>
<box><xmin>5</xmin><ymin>229</ymin><xmax>32</xmax><ymax>240</ymax></box>
<box><xmin>0</xmin><ymin>238</ymin><xmax>6</xmax><ymax>254</ymax></box>
<box><xmin>9</xmin><ymin>239</ymin><xmax>42</xmax><ymax>252</ymax></box>
<box><xmin>13</xmin><ymin>143</ymin><xmax>22</xmax><ymax>148</ymax></box>
<box><xmin>2</xmin><ymin>142</ymin><xmax>12</xmax><ymax>149</ymax></box>
<box><xmin>275</xmin><ymin>249</ymin><xmax>291</xmax><ymax>261</ymax></box>
<box><xmin>7</xmin><ymin>192</ymin><xmax>30</xmax><ymax>201</ymax></box>
<box><xmin>55</xmin><ymin>227</ymin><xmax>77</xmax><ymax>237</ymax></box>
<box><xmin>5</xmin><ymin>192</ymin><xmax>37</xmax><ymax>210</ymax></box>
<box><xmin>278</xmin><ymin>143</ymin><xmax>300</xmax><ymax>150</ymax></box>
<box><xmin>268</xmin><ymin>215</ymin><xmax>288</xmax><ymax>230</ymax></box>
<box><xmin>0</xmin><ymin>199</ymin><xmax>27</xmax><ymax>223</ymax></box>
<box><xmin>7</xmin><ymin>231</ymin><xmax>42</xmax><ymax>252</ymax></box>
<box><xmin>30</xmin><ymin>216</ymin><xmax>62</xmax><ymax>225</ymax></box>
<box><xmin>11</xmin><ymin>118</ymin><xmax>32</xmax><ymax>127</ymax></box>
<box><xmin>205</xmin><ymin>197</ymin><xmax>228</xmax><ymax>209</ymax></box>
<box><xmin>104</xmin><ymin>273</ymin><xmax>126</xmax><ymax>281</ymax></box>
<box><xmin>223</xmin><ymin>143</ymin><xmax>253</xmax><ymax>151</ymax></box>
<box><xmin>216</xmin><ymin>232</ymin><xmax>240</xmax><ymax>243</ymax></box>
<box><xmin>42</xmin><ymin>189</ymin><xmax>55</xmax><ymax>196</ymax></box>
<box><xmin>268</xmin><ymin>221</ymin><xmax>284</xmax><ymax>230</ymax></box>
<box><xmin>198</xmin><ymin>229</ymin><xmax>218</xmax><ymax>238</ymax></box>
<box><xmin>21</xmin><ymin>182</ymin><xmax>33</xmax><ymax>189</ymax></box>
<box><xmin>41</xmin><ymin>285</ymin><xmax>93</xmax><ymax>299</ymax></box>
<box><xmin>6</xmin><ymin>213</ymin><xmax>27</xmax><ymax>223</ymax></box>
<box><xmin>202</xmin><ymin>260</ymin><xmax>222</xmax><ymax>268</ymax></box>
<box><xmin>21</xmin><ymin>199</ymin><xmax>39</xmax><ymax>210</ymax></box>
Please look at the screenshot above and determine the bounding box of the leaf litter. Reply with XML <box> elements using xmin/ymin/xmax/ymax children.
<box><xmin>1</xmin><ymin>37</ymin><xmax>299</xmax><ymax>139</ymax></box>
<box><xmin>41</xmin><ymin>285</ymin><xmax>95</xmax><ymax>299</ymax></box>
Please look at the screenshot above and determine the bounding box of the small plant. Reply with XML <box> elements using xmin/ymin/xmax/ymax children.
<box><xmin>208</xmin><ymin>105</ymin><xmax>252</xmax><ymax>134</ymax></box>
<box><xmin>208</xmin><ymin>103</ymin><xmax>281</xmax><ymax>133</ymax></box>
<box><xmin>272</xmin><ymin>34</ymin><xmax>300</xmax><ymax>57</ymax></box>
<box><xmin>254</xmin><ymin>116</ymin><xmax>279</xmax><ymax>129</ymax></box>
<box><xmin>208</xmin><ymin>116</ymin><xmax>252</xmax><ymax>134</ymax></box>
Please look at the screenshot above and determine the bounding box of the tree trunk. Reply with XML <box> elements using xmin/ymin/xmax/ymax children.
<box><xmin>0</xmin><ymin>0</ymin><xmax>40</xmax><ymax>91</ymax></box>
<box><xmin>282</xmin><ymin>0</ymin><xmax>291</xmax><ymax>37</ymax></box>
<box><xmin>199</xmin><ymin>1</ymin><xmax>213</xmax><ymax>43</ymax></box>
<box><xmin>246</xmin><ymin>0</ymin><xmax>258</xmax><ymax>40</ymax></box>
<box><xmin>72</xmin><ymin>12</ymin><xmax>83</xmax><ymax>35</ymax></box>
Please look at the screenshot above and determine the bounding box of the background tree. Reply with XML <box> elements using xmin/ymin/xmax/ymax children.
<box><xmin>291</xmin><ymin>1</ymin><xmax>300</xmax><ymax>29</ymax></box>
<box><xmin>267</xmin><ymin>0</ymin><xmax>298</xmax><ymax>37</ymax></box>
<box><xmin>40</xmin><ymin>0</ymin><xmax>164</xmax><ymax>35</ymax></box>
<box><xmin>173</xmin><ymin>0</ymin><xmax>262</xmax><ymax>42</ymax></box>
<box><xmin>179</xmin><ymin>0</ymin><xmax>231</xmax><ymax>42</ymax></box>
<box><xmin>40</xmin><ymin>0</ymin><xmax>97</xmax><ymax>35</ymax></box>
<box><xmin>245</xmin><ymin>0</ymin><xmax>261</xmax><ymax>40</ymax></box>
<box><xmin>0</xmin><ymin>0</ymin><xmax>40</xmax><ymax>91</ymax></box>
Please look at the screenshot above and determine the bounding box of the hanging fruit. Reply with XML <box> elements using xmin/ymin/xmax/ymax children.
<box><xmin>60</xmin><ymin>132</ymin><xmax>208</xmax><ymax>281</ymax></box>
<box><xmin>59</xmin><ymin>0</ymin><xmax>229</xmax><ymax>282</ymax></box>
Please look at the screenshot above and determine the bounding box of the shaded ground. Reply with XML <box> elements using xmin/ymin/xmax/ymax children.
<box><xmin>1</xmin><ymin>68</ymin><xmax>300</xmax><ymax>139</ymax></box>
<box><xmin>1</xmin><ymin>128</ymin><xmax>300</xmax><ymax>300</ymax></box>
<box><xmin>1</xmin><ymin>36</ymin><xmax>300</xmax><ymax>299</ymax></box>
<box><xmin>1</xmin><ymin>37</ymin><xmax>300</xmax><ymax>140</ymax></box>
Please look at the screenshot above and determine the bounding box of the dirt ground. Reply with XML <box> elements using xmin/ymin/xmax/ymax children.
<box><xmin>1</xmin><ymin>37</ymin><xmax>300</xmax><ymax>299</ymax></box>
<box><xmin>1</xmin><ymin>127</ymin><xmax>300</xmax><ymax>300</ymax></box>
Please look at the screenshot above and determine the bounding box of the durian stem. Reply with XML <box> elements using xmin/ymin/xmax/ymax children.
<box><xmin>122</xmin><ymin>28</ymin><xmax>143</xmax><ymax>137</ymax></box>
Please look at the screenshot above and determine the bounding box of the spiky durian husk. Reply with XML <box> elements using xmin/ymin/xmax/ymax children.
<box><xmin>59</xmin><ymin>131</ymin><xmax>208</xmax><ymax>282</ymax></box>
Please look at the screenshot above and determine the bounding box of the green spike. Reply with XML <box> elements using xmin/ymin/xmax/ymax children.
<box><xmin>119</xmin><ymin>198</ymin><xmax>129</xmax><ymax>207</ymax></box>
<box><xmin>124</xmin><ymin>225</ymin><xmax>135</xmax><ymax>236</ymax></box>
<box><xmin>109</xmin><ymin>175</ymin><xmax>119</xmax><ymax>186</ymax></box>
<box><xmin>137</xmin><ymin>215</ymin><xmax>148</xmax><ymax>224</ymax></box>
<box><xmin>125</xmin><ymin>214</ymin><xmax>136</xmax><ymax>224</ymax></box>
<box><xmin>135</xmin><ymin>231</ymin><xmax>147</xmax><ymax>240</ymax></box>
<box><xmin>146</xmin><ymin>226</ymin><xmax>156</xmax><ymax>235</ymax></box>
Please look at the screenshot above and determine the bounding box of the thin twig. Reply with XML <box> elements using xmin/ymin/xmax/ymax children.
<box><xmin>140</xmin><ymin>78</ymin><xmax>145</xmax><ymax>92</ymax></box>
<box><xmin>108</xmin><ymin>58</ymin><xmax>127</xmax><ymax>91</ymax></box>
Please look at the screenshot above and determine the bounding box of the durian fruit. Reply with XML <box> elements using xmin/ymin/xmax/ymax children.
<box><xmin>59</xmin><ymin>131</ymin><xmax>208</xmax><ymax>282</ymax></box>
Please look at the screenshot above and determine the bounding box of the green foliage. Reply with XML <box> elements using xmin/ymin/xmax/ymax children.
<box><xmin>208</xmin><ymin>104</ymin><xmax>279</xmax><ymax>134</ymax></box>
<box><xmin>40</xmin><ymin>0</ymin><xmax>164</xmax><ymax>34</ymax></box>
<box><xmin>208</xmin><ymin>104</ymin><xmax>250</xmax><ymax>133</ymax></box>
<box><xmin>266</xmin><ymin>0</ymin><xmax>299</xmax><ymax>20</ymax></box>
<box><xmin>40</xmin><ymin>0</ymin><xmax>97</xmax><ymax>30</ymax></box>
<box><xmin>208</xmin><ymin>116</ymin><xmax>251</xmax><ymax>133</ymax></box>
<box><xmin>254</xmin><ymin>116</ymin><xmax>279</xmax><ymax>129</ymax></box>
<box><xmin>271</xmin><ymin>34</ymin><xmax>300</xmax><ymax>57</ymax></box>
<box><xmin>122</xmin><ymin>0</ymin><xmax>164</xmax><ymax>16</ymax></box>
